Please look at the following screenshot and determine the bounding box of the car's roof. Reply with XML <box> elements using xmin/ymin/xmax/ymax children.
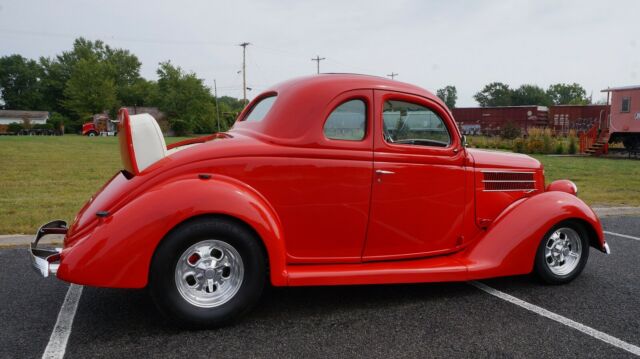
<box><xmin>231</xmin><ymin>74</ymin><xmax>447</xmax><ymax>142</ymax></box>
<box><xmin>267</xmin><ymin>73</ymin><xmax>438</xmax><ymax>98</ymax></box>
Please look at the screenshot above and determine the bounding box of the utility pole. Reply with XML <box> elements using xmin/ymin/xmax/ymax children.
<box><xmin>214</xmin><ymin>79</ymin><xmax>221</xmax><ymax>132</ymax></box>
<box><xmin>311</xmin><ymin>55</ymin><xmax>326</xmax><ymax>74</ymax></box>
<box><xmin>387</xmin><ymin>72</ymin><xmax>398</xmax><ymax>80</ymax></box>
<box><xmin>239</xmin><ymin>42</ymin><xmax>251</xmax><ymax>104</ymax></box>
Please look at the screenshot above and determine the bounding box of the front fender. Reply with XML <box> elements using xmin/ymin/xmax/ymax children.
<box><xmin>462</xmin><ymin>191</ymin><xmax>604</xmax><ymax>279</ymax></box>
<box><xmin>57</xmin><ymin>174</ymin><xmax>287</xmax><ymax>288</ymax></box>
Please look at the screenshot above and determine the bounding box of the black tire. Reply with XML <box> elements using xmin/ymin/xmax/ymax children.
<box><xmin>149</xmin><ymin>217</ymin><xmax>266</xmax><ymax>328</ymax></box>
<box><xmin>87</xmin><ymin>131</ymin><xmax>98</xmax><ymax>137</ymax></box>
<box><xmin>534</xmin><ymin>221</ymin><xmax>589</xmax><ymax>285</ymax></box>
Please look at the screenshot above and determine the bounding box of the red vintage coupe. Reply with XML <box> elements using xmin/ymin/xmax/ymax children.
<box><xmin>31</xmin><ymin>74</ymin><xmax>609</xmax><ymax>327</ymax></box>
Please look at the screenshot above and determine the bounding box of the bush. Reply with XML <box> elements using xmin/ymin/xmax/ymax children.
<box><xmin>169</xmin><ymin>118</ymin><xmax>192</xmax><ymax>136</ymax></box>
<box><xmin>568</xmin><ymin>135</ymin><xmax>577</xmax><ymax>154</ymax></box>
<box><xmin>555</xmin><ymin>142</ymin><xmax>565</xmax><ymax>154</ymax></box>
<box><xmin>32</xmin><ymin>123</ymin><xmax>54</xmax><ymax>130</ymax></box>
<box><xmin>48</xmin><ymin>112</ymin><xmax>68</xmax><ymax>133</ymax></box>
<box><xmin>543</xmin><ymin>134</ymin><xmax>553</xmax><ymax>154</ymax></box>
<box><xmin>513</xmin><ymin>138</ymin><xmax>526</xmax><ymax>153</ymax></box>
<box><xmin>527</xmin><ymin>138</ymin><xmax>545</xmax><ymax>153</ymax></box>
<box><xmin>7</xmin><ymin>123</ymin><xmax>23</xmax><ymax>133</ymax></box>
<box><xmin>500</xmin><ymin>122</ymin><xmax>521</xmax><ymax>140</ymax></box>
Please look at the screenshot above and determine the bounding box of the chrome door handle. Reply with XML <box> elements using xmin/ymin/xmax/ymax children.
<box><xmin>375</xmin><ymin>170</ymin><xmax>395</xmax><ymax>175</ymax></box>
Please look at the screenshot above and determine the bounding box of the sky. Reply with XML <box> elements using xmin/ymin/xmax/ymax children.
<box><xmin>0</xmin><ymin>0</ymin><xmax>638</xmax><ymax>106</ymax></box>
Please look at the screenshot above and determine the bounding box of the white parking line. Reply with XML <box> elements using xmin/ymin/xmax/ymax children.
<box><xmin>604</xmin><ymin>231</ymin><xmax>640</xmax><ymax>241</ymax></box>
<box><xmin>469</xmin><ymin>281</ymin><xmax>640</xmax><ymax>357</ymax></box>
<box><xmin>42</xmin><ymin>284</ymin><xmax>83</xmax><ymax>359</ymax></box>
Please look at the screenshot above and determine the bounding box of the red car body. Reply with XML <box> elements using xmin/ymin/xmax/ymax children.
<box><xmin>38</xmin><ymin>74</ymin><xmax>607</xmax><ymax>289</ymax></box>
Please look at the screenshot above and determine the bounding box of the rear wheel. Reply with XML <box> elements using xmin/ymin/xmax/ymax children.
<box><xmin>534</xmin><ymin>222</ymin><xmax>589</xmax><ymax>284</ymax></box>
<box><xmin>87</xmin><ymin>131</ymin><xmax>97</xmax><ymax>137</ymax></box>
<box><xmin>149</xmin><ymin>217</ymin><xmax>266</xmax><ymax>328</ymax></box>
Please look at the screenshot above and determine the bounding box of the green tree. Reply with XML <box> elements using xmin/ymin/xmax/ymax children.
<box><xmin>436</xmin><ymin>85</ymin><xmax>457</xmax><ymax>109</ymax></box>
<box><xmin>547</xmin><ymin>83</ymin><xmax>590</xmax><ymax>105</ymax></box>
<box><xmin>217</xmin><ymin>96</ymin><xmax>245</xmax><ymax>129</ymax></box>
<box><xmin>104</xmin><ymin>47</ymin><xmax>144</xmax><ymax>105</ymax></box>
<box><xmin>40</xmin><ymin>38</ymin><xmax>146</xmax><ymax>115</ymax></box>
<box><xmin>39</xmin><ymin>38</ymin><xmax>110</xmax><ymax>116</ymax></box>
<box><xmin>156</xmin><ymin>61</ymin><xmax>217</xmax><ymax>134</ymax></box>
<box><xmin>512</xmin><ymin>84</ymin><xmax>551</xmax><ymax>106</ymax></box>
<box><xmin>0</xmin><ymin>55</ymin><xmax>45</xmax><ymax>110</ymax></box>
<box><xmin>474</xmin><ymin>82</ymin><xmax>512</xmax><ymax>107</ymax></box>
<box><xmin>120</xmin><ymin>78</ymin><xmax>158</xmax><ymax>107</ymax></box>
<box><xmin>62</xmin><ymin>58</ymin><xmax>118</xmax><ymax>120</ymax></box>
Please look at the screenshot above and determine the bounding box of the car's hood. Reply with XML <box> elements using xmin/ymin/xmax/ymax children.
<box><xmin>466</xmin><ymin>148</ymin><xmax>542</xmax><ymax>170</ymax></box>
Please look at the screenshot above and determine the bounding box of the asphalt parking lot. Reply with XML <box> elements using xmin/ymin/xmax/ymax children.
<box><xmin>1</xmin><ymin>216</ymin><xmax>638</xmax><ymax>359</ymax></box>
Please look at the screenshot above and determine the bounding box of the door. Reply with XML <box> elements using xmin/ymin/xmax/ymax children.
<box><xmin>248</xmin><ymin>90</ymin><xmax>375</xmax><ymax>263</ymax></box>
<box><xmin>363</xmin><ymin>90</ymin><xmax>466</xmax><ymax>261</ymax></box>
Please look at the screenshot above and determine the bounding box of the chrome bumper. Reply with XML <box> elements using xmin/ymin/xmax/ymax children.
<box><xmin>29</xmin><ymin>220</ymin><xmax>67</xmax><ymax>278</ymax></box>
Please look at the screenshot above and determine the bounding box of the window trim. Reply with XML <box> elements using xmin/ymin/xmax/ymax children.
<box><xmin>322</xmin><ymin>97</ymin><xmax>368</xmax><ymax>142</ymax></box>
<box><xmin>621</xmin><ymin>96</ymin><xmax>631</xmax><ymax>113</ymax></box>
<box><xmin>380</xmin><ymin>99</ymin><xmax>453</xmax><ymax>149</ymax></box>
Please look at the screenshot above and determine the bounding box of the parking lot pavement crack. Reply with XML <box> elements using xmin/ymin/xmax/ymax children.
<box><xmin>469</xmin><ymin>281</ymin><xmax>640</xmax><ymax>357</ymax></box>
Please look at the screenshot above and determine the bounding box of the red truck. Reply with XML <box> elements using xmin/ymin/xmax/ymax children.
<box><xmin>82</xmin><ymin>114</ymin><xmax>117</xmax><ymax>136</ymax></box>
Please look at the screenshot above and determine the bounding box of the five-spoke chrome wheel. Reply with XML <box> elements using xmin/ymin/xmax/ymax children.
<box><xmin>175</xmin><ymin>240</ymin><xmax>244</xmax><ymax>308</ymax></box>
<box><xmin>543</xmin><ymin>227</ymin><xmax>582</xmax><ymax>276</ymax></box>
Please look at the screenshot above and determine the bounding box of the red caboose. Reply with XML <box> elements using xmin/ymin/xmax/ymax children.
<box><xmin>603</xmin><ymin>85</ymin><xmax>640</xmax><ymax>150</ymax></box>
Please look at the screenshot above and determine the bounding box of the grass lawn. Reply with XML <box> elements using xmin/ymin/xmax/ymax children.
<box><xmin>532</xmin><ymin>155</ymin><xmax>640</xmax><ymax>208</ymax></box>
<box><xmin>0</xmin><ymin>135</ymin><xmax>639</xmax><ymax>234</ymax></box>
<box><xmin>0</xmin><ymin>135</ymin><xmax>189</xmax><ymax>234</ymax></box>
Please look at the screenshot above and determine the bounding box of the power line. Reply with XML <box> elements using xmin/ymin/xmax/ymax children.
<box><xmin>387</xmin><ymin>72</ymin><xmax>398</xmax><ymax>80</ymax></box>
<box><xmin>239</xmin><ymin>42</ymin><xmax>251</xmax><ymax>105</ymax></box>
<box><xmin>311</xmin><ymin>55</ymin><xmax>326</xmax><ymax>74</ymax></box>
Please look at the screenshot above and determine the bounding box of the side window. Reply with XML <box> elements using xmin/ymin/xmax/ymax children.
<box><xmin>243</xmin><ymin>96</ymin><xmax>277</xmax><ymax>122</ymax></box>
<box><xmin>323</xmin><ymin>99</ymin><xmax>366</xmax><ymax>141</ymax></box>
<box><xmin>382</xmin><ymin>100</ymin><xmax>451</xmax><ymax>147</ymax></box>
<box><xmin>621</xmin><ymin>97</ymin><xmax>630</xmax><ymax>113</ymax></box>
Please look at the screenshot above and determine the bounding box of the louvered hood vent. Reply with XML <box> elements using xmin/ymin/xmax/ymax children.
<box><xmin>483</xmin><ymin>171</ymin><xmax>535</xmax><ymax>191</ymax></box>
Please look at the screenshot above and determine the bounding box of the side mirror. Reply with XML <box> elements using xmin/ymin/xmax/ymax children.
<box><xmin>461</xmin><ymin>135</ymin><xmax>468</xmax><ymax>147</ymax></box>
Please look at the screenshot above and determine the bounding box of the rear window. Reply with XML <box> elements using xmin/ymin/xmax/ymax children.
<box><xmin>243</xmin><ymin>96</ymin><xmax>277</xmax><ymax>122</ymax></box>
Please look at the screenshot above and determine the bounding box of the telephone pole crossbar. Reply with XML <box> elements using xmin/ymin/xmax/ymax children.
<box><xmin>387</xmin><ymin>72</ymin><xmax>398</xmax><ymax>80</ymax></box>
<box><xmin>311</xmin><ymin>55</ymin><xmax>326</xmax><ymax>74</ymax></box>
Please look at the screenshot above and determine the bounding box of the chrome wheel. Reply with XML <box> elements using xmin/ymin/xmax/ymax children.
<box><xmin>544</xmin><ymin>227</ymin><xmax>582</xmax><ymax>276</ymax></box>
<box><xmin>175</xmin><ymin>240</ymin><xmax>244</xmax><ymax>308</ymax></box>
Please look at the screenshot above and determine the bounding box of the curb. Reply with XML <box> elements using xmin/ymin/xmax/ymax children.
<box><xmin>0</xmin><ymin>234</ymin><xmax>64</xmax><ymax>249</ymax></box>
<box><xmin>592</xmin><ymin>207</ymin><xmax>640</xmax><ymax>217</ymax></box>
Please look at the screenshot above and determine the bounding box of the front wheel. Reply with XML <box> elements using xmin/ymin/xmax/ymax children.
<box><xmin>149</xmin><ymin>217</ymin><xmax>266</xmax><ymax>328</ymax></box>
<box><xmin>534</xmin><ymin>222</ymin><xmax>589</xmax><ymax>284</ymax></box>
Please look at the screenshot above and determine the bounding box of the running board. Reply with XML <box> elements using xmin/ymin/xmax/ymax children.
<box><xmin>286</xmin><ymin>256</ymin><xmax>468</xmax><ymax>286</ymax></box>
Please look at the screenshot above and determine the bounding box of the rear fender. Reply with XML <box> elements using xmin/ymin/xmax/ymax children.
<box><xmin>56</xmin><ymin>174</ymin><xmax>286</xmax><ymax>288</ymax></box>
<box><xmin>462</xmin><ymin>191</ymin><xmax>604</xmax><ymax>279</ymax></box>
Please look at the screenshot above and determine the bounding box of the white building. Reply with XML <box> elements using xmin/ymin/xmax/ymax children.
<box><xmin>0</xmin><ymin>110</ymin><xmax>49</xmax><ymax>125</ymax></box>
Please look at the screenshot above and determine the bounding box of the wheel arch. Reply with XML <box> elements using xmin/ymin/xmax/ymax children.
<box><xmin>568</xmin><ymin>217</ymin><xmax>603</xmax><ymax>252</ymax></box>
<box><xmin>463</xmin><ymin>191</ymin><xmax>605</xmax><ymax>280</ymax></box>
<box><xmin>151</xmin><ymin>213</ymin><xmax>271</xmax><ymax>275</ymax></box>
<box><xmin>57</xmin><ymin>175</ymin><xmax>289</xmax><ymax>288</ymax></box>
